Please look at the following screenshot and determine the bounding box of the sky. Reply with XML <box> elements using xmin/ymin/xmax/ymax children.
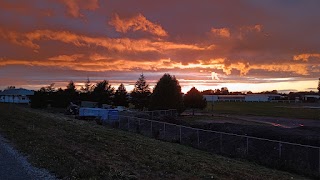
<box><xmin>0</xmin><ymin>0</ymin><xmax>319</xmax><ymax>93</ymax></box>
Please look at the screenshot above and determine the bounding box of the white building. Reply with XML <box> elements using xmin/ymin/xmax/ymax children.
<box><xmin>204</xmin><ymin>94</ymin><xmax>282</xmax><ymax>102</ymax></box>
<box><xmin>302</xmin><ymin>95</ymin><xmax>320</xmax><ymax>102</ymax></box>
<box><xmin>0</xmin><ymin>88</ymin><xmax>34</xmax><ymax>104</ymax></box>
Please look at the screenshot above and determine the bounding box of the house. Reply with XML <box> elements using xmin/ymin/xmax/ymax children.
<box><xmin>0</xmin><ymin>88</ymin><xmax>34</xmax><ymax>104</ymax></box>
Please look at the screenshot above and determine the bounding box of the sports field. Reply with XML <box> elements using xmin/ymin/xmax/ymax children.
<box><xmin>205</xmin><ymin>102</ymin><xmax>320</xmax><ymax>120</ymax></box>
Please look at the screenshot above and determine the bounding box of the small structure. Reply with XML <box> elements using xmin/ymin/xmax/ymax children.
<box><xmin>0</xmin><ymin>88</ymin><xmax>34</xmax><ymax>104</ymax></box>
<box><xmin>78</xmin><ymin>107</ymin><xmax>119</xmax><ymax>123</ymax></box>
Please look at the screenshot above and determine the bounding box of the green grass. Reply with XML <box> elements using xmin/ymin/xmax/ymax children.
<box><xmin>205</xmin><ymin>102</ymin><xmax>320</xmax><ymax>120</ymax></box>
<box><xmin>0</xmin><ymin>103</ymin><xmax>309</xmax><ymax>179</ymax></box>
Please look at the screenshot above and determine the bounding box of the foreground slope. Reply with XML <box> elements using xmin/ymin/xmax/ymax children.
<box><xmin>0</xmin><ymin>104</ymin><xmax>309</xmax><ymax>179</ymax></box>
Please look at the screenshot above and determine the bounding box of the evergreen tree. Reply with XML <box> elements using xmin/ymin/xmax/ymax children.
<box><xmin>30</xmin><ymin>90</ymin><xmax>48</xmax><ymax>108</ymax></box>
<box><xmin>131</xmin><ymin>74</ymin><xmax>151</xmax><ymax>110</ymax></box>
<box><xmin>5</xmin><ymin>86</ymin><xmax>15</xmax><ymax>90</ymax></box>
<box><xmin>66</xmin><ymin>81</ymin><xmax>76</xmax><ymax>93</ymax></box>
<box><xmin>113</xmin><ymin>83</ymin><xmax>129</xmax><ymax>107</ymax></box>
<box><xmin>81</xmin><ymin>77</ymin><xmax>92</xmax><ymax>93</ymax></box>
<box><xmin>184</xmin><ymin>87</ymin><xmax>207</xmax><ymax>116</ymax></box>
<box><xmin>149</xmin><ymin>74</ymin><xmax>184</xmax><ymax>113</ymax></box>
<box><xmin>64</xmin><ymin>81</ymin><xmax>78</xmax><ymax>105</ymax></box>
<box><xmin>92</xmin><ymin>80</ymin><xmax>114</xmax><ymax>106</ymax></box>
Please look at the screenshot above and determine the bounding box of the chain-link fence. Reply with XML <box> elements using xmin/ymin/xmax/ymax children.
<box><xmin>121</xmin><ymin>109</ymin><xmax>178</xmax><ymax>120</ymax></box>
<box><xmin>109</xmin><ymin>115</ymin><xmax>319</xmax><ymax>177</ymax></box>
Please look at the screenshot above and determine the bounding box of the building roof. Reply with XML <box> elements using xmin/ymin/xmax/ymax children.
<box><xmin>0</xmin><ymin>88</ymin><xmax>34</xmax><ymax>96</ymax></box>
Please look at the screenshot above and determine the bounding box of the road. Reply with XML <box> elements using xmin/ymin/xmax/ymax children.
<box><xmin>0</xmin><ymin>135</ymin><xmax>56</xmax><ymax>180</ymax></box>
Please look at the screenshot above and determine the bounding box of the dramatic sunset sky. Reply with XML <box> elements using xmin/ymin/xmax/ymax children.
<box><xmin>0</xmin><ymin>0</ymin><xmax>319</xmax><ymax>93</ymax></box>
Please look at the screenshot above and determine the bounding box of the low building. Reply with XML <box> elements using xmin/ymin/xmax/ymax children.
<box><xmin>204</xmin><ymin>94</ymin><xmax>283</xmax><ymax>102</ymax></box>
<box><xmin>302</xmin><ymin>95</ymin><xmax>320</xmax><ymax>102</ymax></box>
<box><xmin>204</xmin><ymin>95</ymin><xmax>245</xmax><ymax>102</ymax></box>
<box><xmin>0</xmin><ymin>88</ymin><xmax>34</xmax><ymax>104</ymax></box>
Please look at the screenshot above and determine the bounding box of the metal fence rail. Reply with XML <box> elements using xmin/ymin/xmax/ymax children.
<box><xmin>108</xmin><ymin>115</ymin><xmax>320</xmax><ymax>177</ymax></box>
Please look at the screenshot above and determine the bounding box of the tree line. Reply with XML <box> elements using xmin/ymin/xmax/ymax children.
<box><xmin>30</xmin><ymin>73</ymin><xmax>207</xmax><ymax>114</ymax></box>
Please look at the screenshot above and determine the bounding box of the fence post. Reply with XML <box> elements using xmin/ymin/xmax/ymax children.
<box><xmin>246</xmin><ymin>137</ymin><xmax>249</xmax><ymax>155</ymax></box>
<box><xmin>151</xmin><ymin>121</ymin><xmax>153</xmax><ymax>137</ymax></box>
<box><xmin>127</xmin><ymin>117</ymin><xmax>130</xmax><ymax>130</ymax></box>
<box><xmin>197</xmin><ymin>129</ymin><xmax>200</xmax><ymax>148</ymax></box>
<box><xmin>151</xmin><ymin>112</ymin><xmax>153</xmax><ymax>120</ymax></box>
<box><xmin>279</xmin><ymin>142</ymin><xmax>282</xmax><ymax>158</ymax></box>
<box><xmin>163</xmin><ymin>123</ymin><xmax>166</xmax><ymax>139</ymax></box>
<box><xmin>179</xmin><ymin>126</ymin><xmax>182</xmax><ymax>143</ymax></box>
<box><xmin>118</xmin><ymin>116</ymin><xmax>121</xmax><ymax>129</ymax></box>
<box><xmin>220</xmin><ymin>133</ymin><xmax>222</xmax><ymax>153</ymax></box>
<box><xmin>318</xmin><ymin>148</ymin><xmax>320</xmax><ymax>176</ymax></box>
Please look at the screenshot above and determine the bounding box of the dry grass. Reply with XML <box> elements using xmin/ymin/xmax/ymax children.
<box><xmin>0</xmin><ymin>103</ymin><xmax>310</xmax><ymax>179</ymax></box>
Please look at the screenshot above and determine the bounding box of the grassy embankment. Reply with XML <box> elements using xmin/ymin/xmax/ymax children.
<box><xmin>205</xmin><ymin>102</ymin><xmax>320</xmax><ymax>120</ymax></box>
<box><xmin>0</xmin><ymin>103</ymin><xmax>309</xmax><ymax>179</ymax></box>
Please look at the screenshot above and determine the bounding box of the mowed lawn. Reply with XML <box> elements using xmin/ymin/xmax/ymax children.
<box><xmin>206</xmin><ymin>102</ymin><xmax>320</xmax><ymax>120</ymax></box>
<box><xmin>0</xmin><ymin>104</ymin><xmax>309</xmax><ymax>179</ymax></box>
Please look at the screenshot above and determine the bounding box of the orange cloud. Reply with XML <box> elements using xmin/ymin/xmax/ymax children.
<box><xmin>109</xmin><ymin>13</ymin><xmax>168</xmax><ymax>37</ymax></box>
<box><xmin>48</xmin><ymin>54</ymin><xmax>84</xmax><ymax>61</ymax></box>
<box><xmin>293</xmin><ymin>53</ymin><xmax>320</xmax><ymax>62</ymax></box>
<box><xmin>223</xmin><ymin>62</ymin><xmax>309</xmax><ymax>76</ymax></box>
<box><xmin>0</xmin><ymin>28</ymin><xmax>40</xmax><ymax>51</ymax></box>
<box><xmin>0</xmin><ymin>55</ymin><xmax>309</xmax><ymax>77</ymax></box>
<box><xmin>0</xmin><ymin>28</ymin><xmax>210</xmax><ymax>53</ymax></box>
<box><xmin>210</xmin><ymin>28</ymin><xmax>230</xmax><ymax>38</ymax></box>
<box><xmin>60</xmin><ymin>0</ymin><xmax>99</xmax><ymax>18</ymax></box>
<box><xmin>241</xmin><ymin>24</ymin><xmax>263</xmax><ymax>32</ymax></box>
<box><xmin>238</xmin><ymin>24</ymin><xmax>263</xmax><ymax>39</ymax></box>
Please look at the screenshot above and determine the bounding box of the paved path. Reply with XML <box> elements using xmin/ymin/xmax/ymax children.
<box><xmin>0</xmin><ymin>135</ymin><xmax>56</xmax><ymax>180</ymax></box>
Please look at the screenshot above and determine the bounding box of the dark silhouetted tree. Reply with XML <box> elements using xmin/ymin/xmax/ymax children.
<box><xmin>184</xmin><ymin>87</ymin><xmax>207</xmax><ymax>116</ymax></box>
<box><xmin>221</xmin><ymin>87</ymin><xmax>229</xmax><ymax>94</ymax></box>
<box><xmin>5</xmin><ymin>86</ymin><xmax>15</xmax><ymax>90</ymax></box>
<box><xmin>113</xmin><ymin>83</ymin><xmax>129</xmax><ymax>107</ymax></box>
<box><xmin>149</xmin><ymin>74</ymin><xmax>184</xmax><ymax>113</ymax></box>
<box><xmin>64</xmin><ymin>81</ymin><xmax>78</xmax><ymax>105</ymax></box>
<box><xmin>81</xmin><ymin>77</ymin><xmax>93</xmax><ymax>93</ymax></box>
<box><xmin>92</xmin><ymin>80</ymin><xmax>114</xmax><ymax>106</ymax></box>
<box><xmin>30</xmin><ymin>90</ymin><xmax>48</xmax><ymax>108</ymax></box>
<box><xmin>39</xmin><ymin>83</ymin><xmax>55</xmax><ymax>106</ymax></box>
<box><xmin>80</xmin><ymin>78</ymin><xmax>93</xmax><ymax>101</ymax></box>
<box><xmin>51</xmin><ymin>88</ymin><xmax>67</xmax><ymax>107</ymax></box>
<box><xmin>131</xmin><ymin>74</ymin><xmax>151</xmax><ymax>110</ymax></box>
<box><xmin>31</xmin><ymin>83</ymin><xmax>56</xmax><ymax>108</ymax></box>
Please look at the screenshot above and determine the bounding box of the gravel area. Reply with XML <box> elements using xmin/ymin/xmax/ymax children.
<box><xmin>0</xmin><ymin>134</ymin><xmax>57</xmax><ymax>180</ymax></box>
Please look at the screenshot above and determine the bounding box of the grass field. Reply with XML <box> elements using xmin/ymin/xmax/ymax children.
<box><xmin>205</xmin><ymin>102</ymin><xmax>320</xmax><ymax>120</ymax></box>
<box><xmin>0</xmin><ymin>103</ymin><xmax>310</xmax><ymax>179</ymax></box>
